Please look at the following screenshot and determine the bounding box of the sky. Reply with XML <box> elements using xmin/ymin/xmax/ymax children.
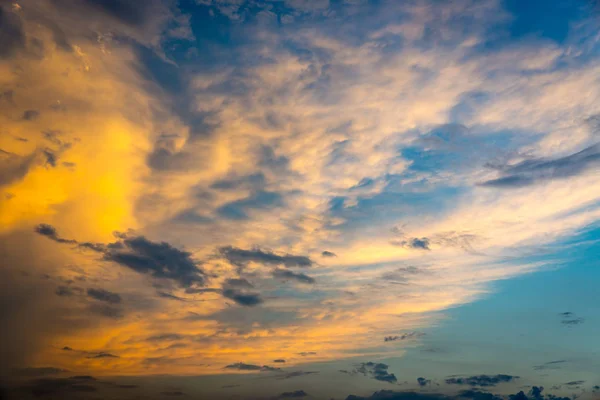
<box><xmin>0</xmin><ymin>0</ymin><xmax>599</xmax><ymax>399</ymax></box>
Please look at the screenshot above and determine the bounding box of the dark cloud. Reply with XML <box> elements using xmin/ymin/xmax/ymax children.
<box><xmin>23</xmin><ymin>375</ymin><xmax>98</xmax><ymax>397</ymax></box>
<box><xmin>104</xmin><ymin>234</ymin><xmax>206</xmax><ymax>288</ymax></box>
<box><xmin>219</xmin><ymin>246</ymin><xmax>313</xmax><ymax>268</ymax></box>
<box><xmin>274</xmin><ymin>359</ymin><xmax>286</xmax><ymax>363</ymax></box>
<box><xmin>157</xmin><ymin>291</ymin><xmax>188</xmax><ymax>301</ymax></box>
<box><xmin>224</xmin><ymin>362</ymin><xmax>281</xmax><ymax>372</ymax></box>
<box><xmin>357</xmin><ymin>362</ymin><xmax>398</xmax><ymax>384</ymax></box>
<box><xmin>222</xmin><ymin>288</ymin><xmax>263</xmax><ymax>306</ymax></box>
<box><xmin>34</xmin><ymin>224</ymin><xmax>77</xmax><ymax>245</ymax></box>
<box><xmin>563</xmin><ymin>381</ymin><xmax>585</xmax><ymax>386</ymax></box>
<box><xmin>88</xmin><ymin>302</ymin><xmax>124</xmax><ymax>319</ymax></box>
<box><xmin>86</xmin><ymin>288</ymin><xmax>121</xmax><ymax>304</ymax></box>
<box><xmin>392</xmin><ymin>238</ymin><xmax>431</xmax><ymax>250</ymax></box>
<box><xmin>273</xmin><ymin>268</ymin><xmax>315</xmax><ymax>284</ymax></box>
<box><xmin>298</xmin><ymin>352</ymin><xmax>316</xmax><ymax>356</ymax></box>
<box><xmin>418</xmin><ymin>377</ymin><xmax>431</xmax><ymax>387</ymax></box>
<box><xmin>224</xmin><ymin>278</ymin><xmax>254</xmax><ymax>288</ymax></box>
<box><xmin>384</xmin><ymin>332</ymin><xmax>425</xmax><ymax>342</ymax></box>
<box><xmin>12</xmin><ymin>367</ymin><xmax>69</xmax><ymax>377</ymax></box>
<box><xmin>445</xmin><ymin>375</ymin><xmax>517</xmax><ymax>387</ymax></box>
<box><xmin>35</xmin><ymin>225</ymin><xmax>207</xmax><ymax>288</ymax></box>
<box><xmin>278</xmin><ymin>371</ymin><xmax>319</xmax><ymax>380</ymax></box>
<box><xmin>0</xmin><ymin>149</ymin><xmax>37</xmax><ymax>187</ymax></box>
<box><xmin>211</xmin><ymin>173</ymin><xmax>266</xmax><ymax>191</ymax></box>
<box><xmin>87</xmin><ymin>352</ymin><xmax>119</xmax><ymax>359</ymax></box>
<box><xmin>321</xmin><ymin>250</ymin><xmax>337</xmax><ymax>257</ymax></box>
<box><xmin>533</xmin><ymin>360</ymin><xmax>567</xmax><ymax>371</ymax></box>
<box><xmin>279</xmin><ymin>390</ymin><xmax>309</xmax><ymax>398</ymax></box>
<box><xmin>480</xmin><ymin>144</ymin><xmax>600</xmax><ymax>188</ymax></box>
<box><xmin>55</xmin><ymin>285</ymin><xmax>82</xmax><ymax>297</ymax></box>
<box><xmin>0</xmin><ymin>5</ymin><xmax>25</xmax><ymax>59</ymax></box>
<box><xmin>559</xmin><ymin>312</ymin><xmax>585</xmax><ymax>326</ymax></box>
<box><xmin>345</xmin><ymin>387</ymin><xmax>570</xmax><ymax>400</ymax></box>
<box><xmin>22</xmin><ymin>110</ymin><xmax>40</xmax><ymax>121</ymax></box>
<box><xmin>217</xmin><ymin>190</ymin><xmax>284</xmax><ymax>220</ymax></box>
<box><xmin>145</xmin><ymin>333</ymin><xmax>186</xmax><ymax>342</ymax></box>
<box><xmin>81</xmin><ymin>0</ymin><xmax>149</xmax><ymax>26</ymax></box>
<box><xmin>161</xmin><ymin>390</ymin><xmax>185</xmax><ymax>396</ymax></box>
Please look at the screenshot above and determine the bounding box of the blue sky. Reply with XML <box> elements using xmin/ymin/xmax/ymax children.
<box><xmin>0</xmin><ymin>1</ymin><xmax>599</xmax><ymax>399</ymax></box>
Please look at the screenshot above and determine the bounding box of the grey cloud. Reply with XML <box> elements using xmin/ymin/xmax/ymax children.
<box><xmin>0</xmin><ymin>5</ymin><xmax>25</xmax><ymax>58</ymax></box>
<box><xmin>24</xmin><ymin>375</ymin><xmax>99</xmax><ymax>397</ymax></box>
<box><xmin>145</xmin><ymin>333</ymin><xmax>186</xmax><ymax>342</ymax></box>
<box><xmin>279</xmin><ymin>390</ymin><xmax>308</xmax><ymax>398</ymax></box>
<box><xmin>273</xmin><ymin>359</ymin><xmax>286</xmax><ymax>363</ymax></box>
<box><xmin>445</xmin><ymin>374</ymin><xmax>517</xmax><ymax>387</ymax></box>
<box><xmin>217</xmin><ymin>190</ymin><xmax>284</xmax><ymax>220</ymax></box>
<box><xmin>278</xmin><ymin>371</ymin><xmax>319</xmax><ymax>380</ymax></box>
<box><xmin>345</xmin><ymin>388</ymin><xmax>569</xmax><ymax>400</ymax></box>
<box><xmin>357</xmin><ymin>362</ymin><xmax>398</xmax><ymax>384</ymax></box>
<box><xmin>224</xmin><ymin>362</ymin><xmax>281</xmax><ymax>372</ymax></box>
<box><xmin>480</xmin><ymin>143</ymin><xmax>600</xmax><ymax>188</ymax></box>
<box><xmin>219</xmin><ymin>246</ymin><xmax>313</xmax><ymax>268</ymax></box>
<box><xmin>321</xmin><ymin>250</ymin><xmax>337</xmax><ymax>257</ymax></box>
<box><xmin>55</xmin><ymin>285</ymin><xmax>81</xmax><ymax>297</ymax></box>
<box><xmin>87</xmin><ymin>352</ymin><xmax>119</xmax><ymax>359</ymax></box>
<box><xmin>224</xmin><ymin>278</ymin><xmax>254</xmax><ymax>288</ymax></box>
<box><xmin>418</xmin><ymin>377</ymin><xmax>431</xmax><ymax>387</ymax></box>
<box><xmin>86</xmin><ymin>288</ymin><xmax>121</xmax><ymax>304</ymax></box>
<box><xmin>392</xmin><ymin>238</ymin><xmax>430</xmax><ymax>250</ymax></box>
<box><xmin>211</xmin><ymin>173</ymin><xmax>266</xmax><ymax>191</ymax></box>
<box><xmin>385</xmin><ymin>332</ymin><xmax>425</xmax><ymax>342</ymax></box>
<box><xmin>222</xmin><ymin>288</ymin><xmax>263</xmax><ymax>307</ymax></box>
<box><xmin>298</xmin><ymin>352</ymin><xmax>316</xmax><ymax>356</ymax></box>
<box><xmin>22</xmin><ymin>109</ymin><xmax>40</xmax><ymax>121</ymax></box>
<box><xmin>88</xmin><ymin>303</ymin><xmax>124</xmax><ymax>319</ymax></box>
<box><xmin>161</xmin><ymin>390</ymin><xmax>185</xmax><ymax>396</ymax></box>
<box><xmin>560</xmin><ymin>312</ymin><xmax>585</xmax><ymax>326</ymax></box>
<box><xmin>533</xmin><ymin>360</ymin><xmax>567</xmax><ymax>371</ymax></box>
<box><xmin>35</xmin><ymin>224</ymin><xmax>207</xmax><ymax>289</ymax></box>
<box><xmin>273</xmin><ymin>268</ymin><xmax>315</xmax><ymax>284</ymax></box>
<box><xmin>12</xmin><ymin>367</ymin><xmax>69</xmax><ymax>377</ymax></box>
<box><xmin>0</xmin><ymin>149</ymin><xmax>37</xmax><ymax>187</ymax></box>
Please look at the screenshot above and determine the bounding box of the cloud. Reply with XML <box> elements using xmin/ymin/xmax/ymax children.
<box><xmin>445</xmin><ymin>375</ymin><xmax>518</xmax><ymax>387</ymax></box>
<box><xmin>559</xmin><ymin>312</ymin><xmax>585</xmax><ymax>326</ymax></box>
<box><xmin>279</xmin><ymin>390</ymin><xmax>309</xmax><ymax>398</ymax></box>
<box><xmin>12</xmin><ymin>367</ymin><xmax>69</xmax><ymax>377</ymax></box>
<box><xmin>384</xmin><ymin>332</ymin><xmax>425</xmax><ymax>342</ymax></box>
<box><xmin>87</xmin><ymin>352</ymin><xmax>119</xmax><ymax>359</ymax></box>
<box><xmin>392</xmin><ymin>238</ymin><xmax>431</xmax><ymax>251</ymax></box>
<box><xmin>222</xmin><ymin>288</ymin><xmax>263</xmax><ymax>306</ymax></box>
<box><xmin>418</xmin><ymin>377</ymin><xmax>431</xmax><ymax>387</ymax></box>
<box><xmin>86</xmin><ymin>288</ymin><xmax>122</xmax><ymax>304</ymax></box>
<box><xmin>278</xmin><ymin>371</ymin><xmax>319</xmax><ymax>380</ymax></box>
<box><xmin>219</xmin><ymin>246</ymin><xmax>313</xmax><ymax>268</ymax></box>
<box><xmin>35</xmin><ymin>225</ymin><xmax>207</xmax><ymax>288</ymax></box>
<box><xmin>0</xmin><ymin>5</ymin><xmax>25</xmax><ymax>58</ymax></box>
<box><xmin>272</xmin><ymin>268</ymin><xmax>316</xmax><ymax>284</ymax></box>
<box><xmin>533</xmin><ymin>360</ymin><xmax>567</xmax><ymax>371</ymax></box>
<box><xmin>345</xmin><ymin>387</ymin><xmax>570</xmax><ymax>400</ymax></box>
<box><xmin>357</xmin><ymin>362</ymin><xmax>398</xmax><ymax>384</ymax></box>
<box><xmin>273</xmin><ymin>359</ymin><xmax>286</xmax><ymax>363</ymax></box>
<box><xmin>0</xmin><ymin>150</ymin><xmax>37</xmax><ymax>187</ymax></box>
<box><xmin>224</xmin><ymin>362</ymin><xmax>281</xmax><ymax>372</ymax></box>
<box><xmin>321</xmin><ymin>251</ymin><xmax>337</xmax><ymax>257</ymax></box>
<box><xmin>480</xmin><ymin>144</ymin><xmax>600</xmax><ymax>188</ymax></box>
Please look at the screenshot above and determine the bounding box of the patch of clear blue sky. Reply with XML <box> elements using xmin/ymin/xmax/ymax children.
<box><xmin>391</xmin><ymin>224</ymin><xmax>600</xmax><ymax>390</ymax></box>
